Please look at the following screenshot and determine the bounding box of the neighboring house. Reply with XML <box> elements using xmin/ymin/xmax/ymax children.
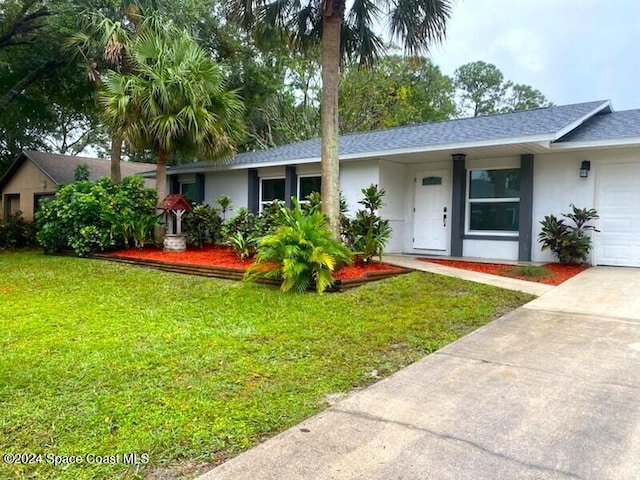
<box><xmin>0</xmin><ymin>151</ymin><xmax>156</xmax><ymax>221</ymax></box>
<box><xmin>164</xmin><ymin>100</ymin><xmax>639</xmax><ymax>266</ymax></box>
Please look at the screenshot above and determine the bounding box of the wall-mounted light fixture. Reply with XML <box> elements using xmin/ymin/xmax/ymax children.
<box><xmin>580</xmin><ymin>160</ymin><xmax>591</xmax><ymax>178</ymax></box>
<box><xmin>41</xmin><ymin>180</ymin><xmax>47</xmax><ymax>189</ymax></box>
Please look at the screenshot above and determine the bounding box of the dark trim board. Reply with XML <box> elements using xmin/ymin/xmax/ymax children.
<box><xmin>450</xmin><ymin>153</ymin><xmax>466</xmax><ymax>257</ymax></box>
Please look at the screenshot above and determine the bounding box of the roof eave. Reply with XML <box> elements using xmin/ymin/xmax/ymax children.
<box><xmin>551</xmin><ymin>136</ymin><xmax>640</xmax><ymax>151</ymax></box>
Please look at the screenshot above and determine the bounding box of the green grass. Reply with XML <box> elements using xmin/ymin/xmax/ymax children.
<box><xmin>0</xmin><ymin>251</ymin><xmax>533</xmax><ymax>479</ymax></box>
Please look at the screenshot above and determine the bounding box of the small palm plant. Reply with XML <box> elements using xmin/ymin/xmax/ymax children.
<box><xmin>246</xmin><ymin>199</ymin><xmax>352</xmax><ymax>293</ymax></box>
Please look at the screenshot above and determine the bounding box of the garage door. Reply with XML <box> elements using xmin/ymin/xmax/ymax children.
<box><xmin>596</xmin><ymin>162</ymin><xmax>640</xmax><ymax>266</ymax></box>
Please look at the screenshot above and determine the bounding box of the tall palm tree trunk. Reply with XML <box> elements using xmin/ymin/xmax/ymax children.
<box><xmin>110</xmin><ymin>134</ymin><xmax>123</xmax><ymax>183</ymax></box>
<box><xmin>320</xmin><ymin>13</ymin><xmax>342</xmax><ymax>240</ymax></box>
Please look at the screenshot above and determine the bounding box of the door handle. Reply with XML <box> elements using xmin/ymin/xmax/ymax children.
<box><xmin>443</xmin><ymin>213</ymin><xmax>447</xmax><ymax>227</ymax></box>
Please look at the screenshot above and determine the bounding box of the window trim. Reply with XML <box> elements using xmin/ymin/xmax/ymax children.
<box><xmin>297</xmin><ymin>174</ymin><xmax>322</xmax><ymax>202</ymax></box>
<box><xmin>259</xmin><ymin>176</ymin><xmax>286</xmax><ymax>211</ymax></box>
<box><xmin>465</xmin><ymin>167</ymin><xmax>520</xmax><ymax>236</ymax></box>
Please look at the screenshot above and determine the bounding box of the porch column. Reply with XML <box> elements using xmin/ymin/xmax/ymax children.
<box><xmin>450</xmin><ymin>153</ymin><xmax>466</xmax><ymax>257</ymax></box>
<box><xmin>519</xmin><ymin>154</ymin><xmax>534</xmax><ymax>261</ymax></box>
<box><xmin>247</xmin><ymin>169</ymin><xmax>259</xmax><ymax>214</ymax></box>
<box><xmin>284</xmin><ymin>166</ymin><xmax>297</xmax><ymax>207</ymax></box>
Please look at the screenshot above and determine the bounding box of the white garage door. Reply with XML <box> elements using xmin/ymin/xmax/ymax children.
<box><xmin>596</xmin><ymin>162</ymin><xmax>640</xmax><ymax>266</ymax></box>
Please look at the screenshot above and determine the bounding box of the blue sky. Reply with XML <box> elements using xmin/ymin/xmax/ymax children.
<box><xmin>428</xmin><ymin>0</ymin><xmax>640</xmax><ymax>111</ymax></box>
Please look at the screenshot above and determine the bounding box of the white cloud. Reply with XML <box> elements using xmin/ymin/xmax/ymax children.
<box><xmin>429</xmin><ymin>0</ymin><xmax>640</xmax><ymax>110</ymax></box>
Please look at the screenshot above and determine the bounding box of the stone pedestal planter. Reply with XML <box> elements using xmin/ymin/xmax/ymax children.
<box><xmin>163</xmin><ymin>234</ymin><xmax>187</xmax><ymax>252</ymax></box>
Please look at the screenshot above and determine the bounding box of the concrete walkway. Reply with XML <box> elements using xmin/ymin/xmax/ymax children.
<box><xmin>199</xmin><ymin>267</ymin><xmax>640</xmax><ymax>480</ymax></box>
<box><xmin>383</xmin><ymin>254</ymin><xmax>553</xmax><ymax>296</ymax></box>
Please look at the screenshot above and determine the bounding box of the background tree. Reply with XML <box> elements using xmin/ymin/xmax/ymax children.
<box><xmin>503</xmin><ymin>83</ymin><xmax>551</xmax><ymax>112</ymax></box>
<box><xmin>0</xmin><ymin>0</ymin><xmax>99</xmax><ymax>174</ymax></box>
<box><xmin>339</xmin><ymin>55</ymin><xmax>456</xmax><ymax>133</ymax></box>
<box><xmin>98</xmin><ymin>23</ymin><xmax>245</xmax><ymax>233</ymax></box>
<box><xmin>227</xmin><ymin>0</ymin><xmax>452</xmax><ymax>239</ymax></box>
<box><xmin>454</xmin><ymin>60</ymin><xmax>551</xmax><ymax>117</ymax></box>
<box><xmin>454</xmin><ymin>60</ymin><xmax>506</xmax><ymax>117</ymax></box>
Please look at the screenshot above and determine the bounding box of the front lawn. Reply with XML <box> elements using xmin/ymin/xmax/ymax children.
<box><xmin>0</xmin><ymin>252</ymin><xmax>532</xmax><ymax>479</ymax></box>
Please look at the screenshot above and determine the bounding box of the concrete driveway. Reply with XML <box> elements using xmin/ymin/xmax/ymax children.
<box><xmin>200</xmin><ymin>267</ymin><xmax>640</xmax><ymax>480</ymax></box>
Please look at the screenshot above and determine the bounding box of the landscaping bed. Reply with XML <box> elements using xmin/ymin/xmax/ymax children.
<box><xmin>100</xmin><ymin>245</ymin><xmax>411</xmax><ymax>290</ymax></box>
<box><xmin>419</xmin><ymin>258</ymin><xmax>587</xmax><ymax>286</ymax></box>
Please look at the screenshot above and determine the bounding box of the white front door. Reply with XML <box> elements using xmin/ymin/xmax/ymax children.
<box><xmin>413</xmin><ymin>170</ymin><xmax>449</xmax><ymax>251</ymax></box>
<box><xmin>596</xmin><ymin>162</ymin><xmax>640</xmax><ymax>267</ymax></box>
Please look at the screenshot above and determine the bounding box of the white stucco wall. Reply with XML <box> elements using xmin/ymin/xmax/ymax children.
<box><xmin>339</xmin><ymin>160</ymin><xmax>380</xmax><ymax>215</ymax></box>
<box><xmin>204</xmin><ymin>170</ymin><xmax>248</xmax><ymax>210</ymax></box>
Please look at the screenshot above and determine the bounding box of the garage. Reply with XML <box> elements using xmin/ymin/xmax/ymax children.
<box><xmin>595</xmin><ymin>162</ymin><xmax>640</xmax><ymax>267</ymax></box>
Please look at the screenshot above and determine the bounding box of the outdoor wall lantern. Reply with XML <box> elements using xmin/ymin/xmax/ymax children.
<box><xmin>580</xmin><ymin>160</ymin><xmax>591</xmax><ymax>178</ymax></box>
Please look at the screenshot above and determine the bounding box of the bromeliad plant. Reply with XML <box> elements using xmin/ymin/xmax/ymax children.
<box><xmin>246</xmin><ymin>199</ymin><xmax>352</xmax><ymax>293</ymax></box>
<box><xmin>538</xmin><ymin>204</ymin><xmax>599</xmax><ymax>264</ymax></box>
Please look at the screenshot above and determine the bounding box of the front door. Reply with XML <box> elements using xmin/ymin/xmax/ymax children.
<box><xmin>413</xmin><ymin>170</ymin><xmax>449</xmax><ymax>251</ymax></box>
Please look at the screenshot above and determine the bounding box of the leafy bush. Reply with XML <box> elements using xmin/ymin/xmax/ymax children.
<box><xmin>253</xmin><ymin>200</ymin><xmax>286</xmax><ymax>237</ymax></box>
<box><xmin>216</xmin><ymin>195</ymin><xmax>233</xmax><ymax>220</ymax></box>
<box><xmin>36</xmin><ymin>176</ymin><xmax>157</xmax><ymax>256</ymax></box>
<box><xmin>538</xmin><ymin>204</ymin><xmax>599</xmax><ymax>264</ymax></box>
<box><xmin>343</xmin><ymin>185</ymin><xmax>392</xmax><ymax>262</ymax></box>
<box><xmin>183</xmin><ymin>204</ymin><xmax>223</xmax><ymax>247</ymax></box>
<box><xmin>246</xmin><ymin>199</ymin><xmax>352</xmax><ymax>293</ymax></box>
<box><xmin>0</xmin><ymin>211</ymin><xmax>37</xmax><ymax>249</ymax></box>
<box><xmin>223</xmin><ymin>207</ymin><xmax>254</xmax><ymax>238</ymax></box>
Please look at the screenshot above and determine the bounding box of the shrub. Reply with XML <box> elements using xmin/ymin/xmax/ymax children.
<box><xmin>183</xmin><ymin>204</ymin><xmax>223</xmax><ymax>247</ymax></box>
<box><xmin>246</xmin><ymin>199</ymin><xmax>352</xmax><ymax>293</ymax></box>
<box><xmin>225</xmin><ymin>231</ymin><xmax>258</xmax><ymax>261</ymax></box>
<box><xmin>538</xmin><ymin>204</ymin><xmax>599</xmax><ymax>264</ymax></box>
<box><xmin>36</xmin><ymin>176</ymin><xmax>157</xmax><ymax>256</ymax></box>
<box><xmin>223</xmin><ymin>207</ymin><xmax>255</xmax><ymax>239</ymax></box>
<box><xmin>343</xmin><ymin>185</ymin><xmax>392</xmax><ymax>262</ymax></box>
<box><xmin>0</xmin><ymin>211</ymin><xmax>37</xmax><ymax>249</ymax></box>
<box><xmin>253</xmin><ymin>200</ymin><xmax>286</xmax><ymax>237</ymax></box>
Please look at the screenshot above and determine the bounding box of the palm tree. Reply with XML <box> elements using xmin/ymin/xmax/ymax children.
<box><xmin>98</xmin><ymin>24</ymin><xmax>245</xmax><ymax>236</ymax></box>
<box><xmin>227</xmin><ymin>0</ymin><xmax>452</xmax><ymax>238</ymax></box>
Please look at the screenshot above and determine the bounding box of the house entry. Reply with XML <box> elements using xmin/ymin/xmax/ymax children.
<box><xmin>413</xmin><ymin>170</ymin><xmax>449</xmax><ymax>251</ymax></box>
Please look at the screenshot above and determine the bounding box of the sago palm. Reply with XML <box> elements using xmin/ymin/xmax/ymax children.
<box><xmin>98</xmin><ymin>25</ymin><xmax>245</xmax><ymax>210</ymax></box>
<box><xmin>226</xmin><ymin>0</ymin><xmax>452</xmax><ymax>239</ymax></box>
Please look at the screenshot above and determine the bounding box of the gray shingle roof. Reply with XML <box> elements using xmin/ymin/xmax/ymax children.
<box><xmin>168</xmin><ymin>100</ymin><xmax>612</xmax><ymax>173</ymax></box>
<box><xmin>555</xmin><ymin>109</ymin><xmax>640</xmax><ymax>143</ymax></box>
<box><xmin>24</xmin><ymin>151</ymin><xmax>155</xmax><ymax>184</ymax></box>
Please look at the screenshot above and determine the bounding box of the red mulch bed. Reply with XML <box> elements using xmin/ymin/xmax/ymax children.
<box><xmin>104</xmin><ymin>245</ymin><xmax>404</xmax><ymax>281</ymax></box>
<box><xmin>419</xmin><ymin>258</ymin><xmax>587</xmax><ymax>286</ymax></box>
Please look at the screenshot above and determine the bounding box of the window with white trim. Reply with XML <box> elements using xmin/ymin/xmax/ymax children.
<box><xmin>260</xmin><ymin>177</ymin><xmax>285</xmax><ymax>210</ymax></box>
<box><xmin>297</xmin><ymin>175</ymin><xmax>321</xmax><ymax>201</ymax></box>
<box><xmin>467</xmin><ymin>168</ymin><xmax>520</xmax><ymax>233</ymax></box>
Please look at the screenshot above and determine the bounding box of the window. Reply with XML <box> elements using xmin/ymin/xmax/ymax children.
<box><xmin>4</xmin><ymin>194</ymin><xmax>20</xmax><ymax>219</ymax></box>
<box><xmin>260</xmin><ymin>177</ymin><xmax>285</xmax><ymax>210</ymax></box>
<box><xmin>180</xmin><ymin>182</ymin><xmax>197</xmax><ymax>203</ymax></box>
<box><xmin>34</xmin><ymin>193</ymin><xmax>55</xmax><ymax>214</ymax></box>
<box><xmin>467</xmin><ymin>168</ymin><xmax>520</xmax><ymax>233</ymax></box>
<box><xmin>298</xmin><ymin>176</ymin><xmax>321</xmax><ymax>200</ymax></box>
